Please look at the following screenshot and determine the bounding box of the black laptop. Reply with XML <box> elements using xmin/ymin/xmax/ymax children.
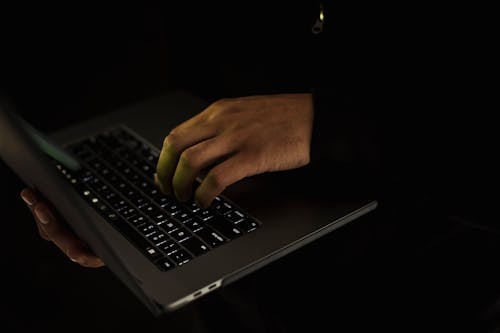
<box><xmin>0</xmin><ymin>91</ymin><xmax>377</xmax><ymax>315</ymax></box>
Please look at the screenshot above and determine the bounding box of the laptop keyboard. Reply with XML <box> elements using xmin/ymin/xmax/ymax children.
<box><xmin>54</xmin><ymin>126</ymin><xmax>260</xmax><ymax>271</ymax></box>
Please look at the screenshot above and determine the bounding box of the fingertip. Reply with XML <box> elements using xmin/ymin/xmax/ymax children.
<box><xmin>154</xmin><ymin>173</ymin><xmax>160</xmax><ymax>187</ymax></box>
<box><xmin>77</xmin><ymin>256</ymin><xmax>105</xmax><ymax>268</ymax></box>
<box><xmin>20</xmin><ymin>188</ymin><xmax>37</xmax><ymax>206</ymax></box>
<box><xmin>67</xmin><ymin>247</ymin><xmax>83</xmax><ymax>261</ymax></box>
<box><xmin>76</xmin><ymin>257</ymin><xmax>88</xmax><ymax>266</ymax></box>
<box><xmin>67</xmin><ymin>247</ymin><xmax>104</xmax><ymax>268</ymax></box>
<box><xmin>194</xmin><ymin>190</ymin><xmax>211</xmax><ymax>209</ymax></box>
<box><xmin>87</xmin><ymin>258</ymin><xmax>105</xmax><ymax>268</ymax></box>
<box><xmin>70</xmin><ymin>255</ymin><xmax>89</xmax><ymax>267</ymax></box>
<box><xmin>155</xmin><ymin>173</ymin><xmax>171</xmax><ymax>195</ymax></box>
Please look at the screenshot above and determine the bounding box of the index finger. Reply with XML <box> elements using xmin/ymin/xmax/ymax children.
<box><xmin>156</xmin><ymin>124</ymin><xmax>215</xmax><ymax>195</ymax></box>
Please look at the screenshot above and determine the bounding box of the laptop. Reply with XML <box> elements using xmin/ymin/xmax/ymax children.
<box><xmin>0</xmin><ymin>90</ymin><xmax>377</xmax><ymax>315</ymax></box>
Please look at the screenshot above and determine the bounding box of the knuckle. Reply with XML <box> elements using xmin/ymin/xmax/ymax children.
<box><xmin>40</xmin><ymin>218</ymin><xmax>61</xmax><ymax>236</ymax></box>
<box><xmin>208</xmin><ymin>98</ymin><xmax>233</xmax><ymax>120</ymax></box>
<box><xmin>163</xmin><ymin>131</ymin><xmax>181</xmax><ymax>154</ymax></box>
<box><xmin>212</xmin><ymin>98</ymin><xmax>229</xmax><ymax>108</ymax></box>
<box><xmin>45</xmin><ymin>225</ymin><xmax>62</xmax><ymax>239</ymax></box>
<box><xmin>206</xmin><ymin>170</ymin><xmax>227</xmax><ymax>192</ymax></box>
<box><xmin>180</xmin><ymin>147</ymin><xmax>200</xmax><ymax>169</ymax></box>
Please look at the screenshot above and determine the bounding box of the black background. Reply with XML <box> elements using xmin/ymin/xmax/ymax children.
<box><xmin>1</xmin><ymin>2</ymin><xmax>499</xmax><ymax>332</ymax></box>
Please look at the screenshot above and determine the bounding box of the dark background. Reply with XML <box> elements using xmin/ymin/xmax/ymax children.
<box><xmin>1</xmin><ymin>2</ymin><xmax>499</xmax><ymax>332</ymax></box>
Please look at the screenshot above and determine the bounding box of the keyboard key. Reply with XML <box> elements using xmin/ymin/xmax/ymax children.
<box><xmin>196</xmin><ymin>209</ymin><xmax>214</xmax><ymax>221</ymax></box>
<box><xmin>145</xmin><ymin>187</ymin><xmax>160</xmax><ymax>197</ymax></box>
<box><xmin>62</xmin><ymin>127</ymin><xmax>262</xmax><ymax>272</ymax></box>
<box><xmin>120</xmin><ymin>207</ymin><xmax>137</xmax><ymax>218</ymax></box>
<box><xmin>106</xmin><ymin>212</ymin><xmax>119</xmax><ymax>222</ymax></box>
<box><xmin>97</xmin><ymin>203</ymin><xmax>109</xmax><ymax>214</ymax></box>
<box><xmin>195</xmin><ymin>227</ymin><xmax>225</xmax><ymax>247</ymax></box>
<box><xmin>186</xmin><ymin>201</ymin><xmax>201</xmax><ymax>213</ymax></box>
<box><xmin>138</xmin><ymin>224</ymin><xmax>157</xmax><ymax>236</ymax></box>
<box><xmin>163</xmin><ymin>203</ymin><xmax>181</xmax><ymax>215</ymax></box>
<box><xmin>181</xmin><ymin>236</ymin><xmax>210</xmax><ymax>256</ymax></box>
<box><xmin>214</xmin><ymin>202</ymin><xmax>232</xmax><ymax>215</ymax></box>
<box><xmin>158</xmin><ymin>219</ymin><xmax>180</xmax><ymax>233</ymax></box>
<box><xmin>145</xmin><ymin>246</ymin><xmax>163</xmax><ymax>260</ymax></box>
<box><xmin>147</xmin><ymin>210</ymin><xmax>164</xmax><ymax>221</ymax></box>
<box><xmin>87</xmin><ymin>158</ymin><xmax>104</xmax><ymax>171</ymax></box>
<box><xmin>86</xmin><ymin>138</ymin><xmax>110</xmax><ymax>155</ymax></box>
<box><xmin>170</xmin><ymin>228</ymin><xmax>190</xmax><ymax>242</ymax></box>
<box><xmin>158</xmin><ymin>239</ymin><xmax>178</xmax><ymax>253</ymax></box>
<box><xmin>236</xmin><ymin>218</ymin><xmax>259</xmax><ymax>233</ymax></box>
<box><xmin>168</xmin><ymin>249</ymin><xmax>192</xmax><ymax>265</ymax></box>
<box><xmin>95</xmin><ymin>183</ymin><xmax>109</xmax><ymax>193</ymax></box>
<box><xmin>184</xmin><ymin>219</ymin><xmax>203</xmax><ymax>232</ymax></box>
<box><xmin>175</xmin><ymin>210</ymin><xmax>193</xmax><ymax>223</ymax></box>
<box><xmin>152</xmin><ymin>213</ymin><xmax>169</xmax><ymax>224</ymax></box>
<box><xmin>131</xmin><ymin>195</ymin><xmax>147</xmax><ymax>207</ymax></box>
<box><xmin>153</xmin><ymin>195</ymin><xmax>170</xmax><ymax>207</ymax></box>
<box><xmin>143</xmin><ymin>182</ymin><xmax>158</xmax><ymax>193</ymax></box>
<box><xmin>128</xmin><ymin>215</ymin><xmax>146</xmax><ymax>226</ymax></box>
<box><xmin>102</xmin><ymin>191</ymin><xmax>118</xmax><ymax>201</ymax></box>
<box><xmin>155</xmin><ymin>257</ymin><xmax>175</xmax><ymax>271</ymax></box>
<box><xmin>115</xmin><ymin>200</ymin><xmax>131</xmax><ymax>210</ymax></box>
<box><xmin>138</xmin><ymin>163</ymin><xmax>154</xmax><ymax>178</ymax></box>
<box><xmin>139</xmin><ymin>147</ymin><xmax>158</xmax><ymax>162</ymax></box>
<box><xmin>148</xmin><ymin>231</ymin><xmax>167</xmax><ymax>246</ymax></box>
<box><xmin>80</xmin><ymin>171</ymin><xmax>95</xmax><ymax>184</ymax></box>
<box><xmin>225</xmin><ymin>210</ymin><xmax>245</xmax><ymax>223</ymax></box>
<box><xmin>139</xmin><ymin>204</ymin><xmax>156</xmax><ymax>215</ymax></box>
<box><xmin>106</xmin><ymin>197</ymin><xmax>123</xmax><ymax>209</ymax></box>
<box><xmin>207</xmin><ymin>216</ymin><xmax>243</xmax><ymax>240</ymax></box>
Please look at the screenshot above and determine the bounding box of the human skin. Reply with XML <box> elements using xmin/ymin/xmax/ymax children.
<box><xmin>20</xmin><ymin>93</ymin><xmax>314</xmax><ymax>267</ymax></box>
<box><xmin>155</xmin><ymin>94</ymin><xmax>314</xmax><ymax>207</ymax></box>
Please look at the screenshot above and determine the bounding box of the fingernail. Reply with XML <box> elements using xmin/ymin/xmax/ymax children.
<box><xmin>35</xmin><ymin>208</ymin><xmax>51</xmax><ymax>225</ymax></box>
<box><xmin>21</xmin><ymin>191</ymin><xmax>36</xmax><ymax>206</ymax></box>
<box><xmin>67</xmin><ymin>249</ymin><xmax>78</xmax><ymax>262</ymax></box>
<box><xmin>70</xmin><ymin>256</ymin><xmax>86</xmax><ymax>265</ymax></box>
